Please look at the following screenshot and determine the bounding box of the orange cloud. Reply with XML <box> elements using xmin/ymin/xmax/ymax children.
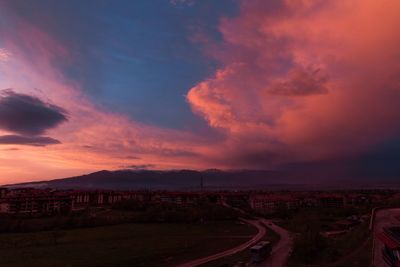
<box><xmin>187</xmin><ymin>0</ymin><xmax>400</xmax><ymax>167</ymax></box>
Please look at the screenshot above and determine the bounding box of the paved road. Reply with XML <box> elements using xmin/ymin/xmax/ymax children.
<box><xmin>177</xmin><ymin>219</ymin><xmax>266</xmax><ymax>267</ymax></box>
<box><xmin>254</xmin><ymin>219</ymin><xmax>292</xmax><ymax>267</ymax></box>
<box><xmin>372</xmin><ymin>208</ymin><xmax>400</xmax><ymax>267</ymax></box>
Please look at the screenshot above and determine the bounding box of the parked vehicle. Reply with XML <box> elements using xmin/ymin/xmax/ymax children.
<box><xmin>250</xmin><ymin>241</ymin><xmax>272</xmax><ymax>262</ymax></box>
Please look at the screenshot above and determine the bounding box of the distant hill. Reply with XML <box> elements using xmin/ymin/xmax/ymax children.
<box><xmin>5</xmin><ymin>165</ymin><xmax>395</xmax><ymax>190</ymax></box>
<box><xmin>3</xmin><ymin>169</ymin><xmax>304</xmax><ymax>191</ymax></box>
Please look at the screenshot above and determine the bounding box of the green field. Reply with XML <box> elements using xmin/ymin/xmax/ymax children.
<box><xmin>0</xmin><ymin>221</ymin><xmax>256</xmax><ymax>267</ymax></box>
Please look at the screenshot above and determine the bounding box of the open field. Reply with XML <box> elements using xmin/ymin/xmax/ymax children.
<box><xmin>333</xmin><ymin>237</ymin><xmax>372</xmax><ymax>267</ymax></box>
<box><xmin>200</xmin><ymin>221</ymin><xmax>281</xmax><ymax>267</ymax></box>
<box><xmin>286</xmin><ymin>208</ymin><xmax>371</xmax><ymax>267</ymax></box>
<box><xmin>286</xmin><ymin>235</ymin><xmax>372</xmax><ymax>267</ymax></box>
<box><xmin>0</xmin><ymin>221</ymin><xmax>256</xmax><ymax>267</ymax></box>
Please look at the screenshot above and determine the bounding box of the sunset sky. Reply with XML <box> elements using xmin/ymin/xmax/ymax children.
<box><xmin>0</xmin><ymin>0</ymin><xmax>400</xmax><ymax>184</ymax></box>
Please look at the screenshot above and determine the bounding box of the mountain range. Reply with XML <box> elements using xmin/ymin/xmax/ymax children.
<box><xmin>3</xmin><ymin>168</ymin><xmax>398</xmax><ymax>190</ymax></box>
<box><xmin>3</xmin><ymin>169</ymin><xmax>305</xmax><ymax>190</ymax></box>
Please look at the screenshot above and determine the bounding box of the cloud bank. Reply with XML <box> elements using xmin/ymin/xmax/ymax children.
<box><xmin>187</xmin><ymin>0</ymin><xmax>400</xmax><ymax>168</ymax></box>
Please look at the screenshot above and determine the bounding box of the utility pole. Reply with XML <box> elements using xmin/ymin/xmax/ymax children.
<box><xmin>200</xmin><ymin>174</ymin><xmax>204</xmax><ymax>192</ymax></box>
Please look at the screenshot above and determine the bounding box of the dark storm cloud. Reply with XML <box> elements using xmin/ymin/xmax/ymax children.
<box><xmin>0</xmin><ymin>90</ymin><xmax>68</xmax><ymax>135</ymax></box>
<box><xmin>0</xmin><ymin>135</ymin><xmax>61</xmax><ymax>146</ymax></box>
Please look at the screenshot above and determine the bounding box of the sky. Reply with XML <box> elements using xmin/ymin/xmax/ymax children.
<box><xmin>0</xmin><ymin>0</ymin><xmax>400</xmax><ymax>184</ymax></box>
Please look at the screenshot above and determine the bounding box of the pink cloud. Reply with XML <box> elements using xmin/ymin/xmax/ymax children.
<box><xmin>187</xmin><ymin>0</ymin><xmax>400</xmax><ymax>167</ymax></box>
<box><xmin>0</xmin><ymin>48</ymin><xmax>11</xmax><ymax>62</ymax></box>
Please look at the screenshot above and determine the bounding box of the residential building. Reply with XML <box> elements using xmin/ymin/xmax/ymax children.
<box><xmin>377</xmin><ymin>227</ymin><xmax>400</xmax><ymax>267</ymax></box>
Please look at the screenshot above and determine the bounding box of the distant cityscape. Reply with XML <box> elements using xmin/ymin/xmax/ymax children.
<box><xmin>0</xmin><ymin>187</ymin><xmax>380</xmax><ymax>215</ymax></box>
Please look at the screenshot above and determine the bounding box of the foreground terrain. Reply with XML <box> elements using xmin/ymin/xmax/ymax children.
<box><xmin>0</xmin><ymin>221</ymin><xmax>256</xmax><ymax>267</ymax></box>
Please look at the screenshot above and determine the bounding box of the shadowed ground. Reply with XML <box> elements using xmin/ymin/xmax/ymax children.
<box><xmin>0</xmin><ymin>221</ymin><xmax>256</xmax><ymax>267</ymax></box>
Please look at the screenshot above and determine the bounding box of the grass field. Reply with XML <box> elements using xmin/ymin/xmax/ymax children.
<box><xmin>0</xmin><ymin>221</ymin><xmax>256</xmax><ymax>267</ymax></box>
<box><xmin>333</xmin><ymin>237</ymin><xmax>372</xmax><ymax>267</ymax></box>
<box><xmin>286</xmin><ymin>237</ymin><xmax>372</xmax><ymax>267</ymax></box>
<box><xmin>287</xmin><ymin>221</ymin><xmax>371</xmax><ymax>267</ymax></box>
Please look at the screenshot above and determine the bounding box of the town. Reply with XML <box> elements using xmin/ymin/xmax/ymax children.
<box><xmin>0</xmin><ymin>187</ymin><xmax>379</xmax><ymax>215</ymax></box>
<box><xmin>0</xmin><ymin>187</ymin><xmax>399</xmax><ymax>266</ymax></box>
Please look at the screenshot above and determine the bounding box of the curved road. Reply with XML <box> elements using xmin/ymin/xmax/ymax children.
<box><xmin>178</xmin><ymin>219</ymin><xmax>266</xmax><ymax>267</ymax></box>
<box><xmin>258</xmin><ymin>219</ymin><xmax>292</xmax><ymax>267</ymax></box>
